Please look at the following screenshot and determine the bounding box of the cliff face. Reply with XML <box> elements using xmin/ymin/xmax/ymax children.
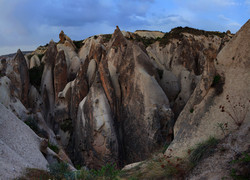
<box><xmin>1</xmin><ymin>22</ymin><xmax>242</xmax><ymax>178</ymax></box>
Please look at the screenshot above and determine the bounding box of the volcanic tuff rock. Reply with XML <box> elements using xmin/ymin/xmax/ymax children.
<box><xmin>146</xmin><ymin>31</ymin><xmax>223</xmax><ymax>117</ymax></box>
<box><xmin>165</xmin><ymin>20</ymin><xmax>250</xmax><ymax>159</ymax></box>
<box><xmin>0</xmin><ymin>103</ymin><xmax>48</xmax><ymax>180</ymax></box>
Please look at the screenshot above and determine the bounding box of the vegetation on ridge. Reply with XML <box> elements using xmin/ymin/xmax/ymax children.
<box><xmin>18</xmin><ymin>162</ymin><xmax>121</xmax><ymax>180</ymax></box>
<box><xmin>129</xmin><ymin>26</ymin><xmax>227</xmax><ymax>48</ymax></box>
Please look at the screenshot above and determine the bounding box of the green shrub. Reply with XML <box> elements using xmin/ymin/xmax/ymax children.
<box><xmin>102</xmin><ymin>34</ymin><xmax>112</xmax><ymax>43</ymax></box>
<box><xmin>211</xmin><ymin>74</ymin><xmax>224</xmax><ymax>95</ymax></box>
<box><xmin>48</xmin><ymin>162</ymin><xmax>70</xmax><ymax>179</ymax></box>
<box><xmin>90</xmin><ymin>163</ymin><xmax>120</xmax><ymax>180</ymax></box>
<box><xmin>189</xmin><ymin>137</ymin><xmax>219</xmax><ymax>165</ymax></box>
<box><xmin>48</xmin><ymin>141</ymin><xmax>59</xmax><ymax>154</ymax></box>
<box><xmin>159</xmin><ymin>26</ymin><xmax>226</xmax><ymax>47</ymax></box>
<box><xmin>190</xmin><ymin>108</ymin><xmax>194</xmax><ymax>113</ymax></box>
<box><xmin>60</xmin><ymin>118</ymin><xmax>73</xmax><ymax>133</ymax></box>
<box><xmin>24</xmin><ymin>116</ymin><xmax>48</xmax><ymax>139</ymax></box>
<box><xmin>47</xmin><ymin>162</ymin><xmax>120</xmax><ymax>180</ymax></box>
<box><xmin>24</xmin><ymin>117</ymin><xmax>39</xmax><ymax>133</ymax></box>
<box><xmin>132</xmin><ymin>34</ymin><xmax>158</xmax><ymax>47</ymax></box>
<box><xmin>37</xmin><ymin>54</ymin><xmax>44</xmax><ymax>60</ymax></box>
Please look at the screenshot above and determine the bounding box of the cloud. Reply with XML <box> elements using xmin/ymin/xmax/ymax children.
<box><xmin>0</xmin><ymin>0</ymin><xmax>248</xmax><ymax>55</ymax></box>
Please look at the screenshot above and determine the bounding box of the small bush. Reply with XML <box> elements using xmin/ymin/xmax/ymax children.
<box><xmin>17</xmin><ymin>168</ymin><xmax>53</xmax><ymax>180</ymax></box>
<box><xmin>130</xmin><ymin>34</ymin><xmax>158</xmax><ymax>47</ymax></box>
<box><xmin>24</xmin><ymin>117</ymin><xmax>39</xmax><ymax>133</ymax></box>
<box><xmin>47</xmin><ymin>162</ymin><xmax>120</xmax><ymax>180</ymax></box>
<box><xmin>230</xmin><ymin>152</ymin><xmax>250</xmax><ymax>180</ymax></box>
<box><xmin>24</xmin><ymin>116</ymin><xmax>48</xmax><ymax>139</ymax></box>
<box><xmin>190</xmin><ymin>108</ymin><xmax>194</xmax><ymax>113</ymax></box>
<box><xmin>159</xmin><ymin>26</ymin><xmax>226</xmax><ymax>47</ymax></box>
<box><xmin>211</xmin><ymin>74</ymin><xmax>224</xmax><ymax>95</ymax></box>
<box><xmin>102</xmin><ymin>34</ymin><xmax>112</xmax><ymax>43</ymax></box>
<box><xmin>90</xmin><ymin>163</ymin><xmax>120</xmax><ymax>180</ymax></box>
<box><xmin>48</xmin><ymin>141</ymin><xmax>59</xmax><ymax>154</ymax></box>
<box><xmin>48</xmin><ymin>162</ymin><xmax>70</xmax><ymax>179</ymax></box>
<box><xmin>60</xmin><ymin>118</ymin><xmax>73</xmax><ymax>133</ymax></box>
<box><xmin>189</xmin><ymin>137</ymin><xmax>219</xmax><ymax>165</ymax></box>
<box><xmin>37</xmin><ymin>54</ymin><xmax>44</xmax><ymax>60</ymax></box>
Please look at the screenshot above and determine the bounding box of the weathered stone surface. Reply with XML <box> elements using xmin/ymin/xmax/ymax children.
<box><xmin>0</xmin><ymin>76</ymin><xmax>11</xmax><ymax>107</ymax></box>
<box><xmin>187</xmin><ymin>122</ymin><xmax>250</xmax><ymax>179</ymax></box>
<box><xmin>54</xmin><ymin>50</ymin><xmax>67</xmax><ymax>103</ymax></box>
<box><xmin>11</xmin><ymin>49</ymin><xmax>30</xmax><ymax>107</ymax></box>
<box><xmin>75</xmin><ymin>73</ymin><xmax>119</xmax><ymax>168</ymax></box>
<box><xmin>41</xmin><ymin>40</ymin><xmax>57</xmax><ymax>123</ymax></box>
<box><xmin>70</xmin><ymin>56</ymin><xmax>89</xmax><ymax>121</ymax></box>
<box><xmin>86</xmin><ymin>59</ymin><xmax>97</xmax><ymax>86</ymax></box>
<box><xmin>0</xmin><ymin>103</ymin><xmax>48</xmax><ymax>180</ymax></box>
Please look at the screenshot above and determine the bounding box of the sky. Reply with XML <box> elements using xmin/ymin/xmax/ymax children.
<box><xmin>0</xmin><ymin>0</ymin><xmax>249</xmax><ymax>55</ymax></box>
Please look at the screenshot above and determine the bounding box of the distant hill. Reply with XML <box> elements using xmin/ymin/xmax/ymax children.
<box><xmin>0</xmin><ymin>51</ymin><xmax>32</xmax><ymax>60</ymax></box>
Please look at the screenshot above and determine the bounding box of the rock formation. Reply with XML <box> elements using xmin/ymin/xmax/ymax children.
<box><xmin>54</xmin><ymin>50</ymin><xmax>67</xmax><ymax>104</ymax></box>
<box><xmin>2</xmin><ymin>21</ymin><xmax>249</xmax><ymax>179</ymax></box>
<box><xmin>10</xmin><ymin>49</ymin><xmax>30</xmax><ymax>107</ymax></box>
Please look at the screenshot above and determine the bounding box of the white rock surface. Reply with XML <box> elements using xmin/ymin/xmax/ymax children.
<box><xmin>0</xmin><ymin>103</ymin><xmax>48</xmax><ymax>180</ymax></box>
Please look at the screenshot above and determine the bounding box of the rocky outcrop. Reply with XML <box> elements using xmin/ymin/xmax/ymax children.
<box><xmin>59</xmin><ymin>30</ymin><xmax>77</xmax><ymax>50</ymax></box>
<box><xmin>146</xmin><ymin>31</ymin><xmax>225</xmax><ymax>117</ymax></box>
<box><xmin>165</xmin><ymin>20</ymin><xmax>250</xmax><ymax>159</ymax></box>
<box><xmin>187</xmin><ymin>121</ymin><xmax>250</xmax><ymax>179</ymax></box>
